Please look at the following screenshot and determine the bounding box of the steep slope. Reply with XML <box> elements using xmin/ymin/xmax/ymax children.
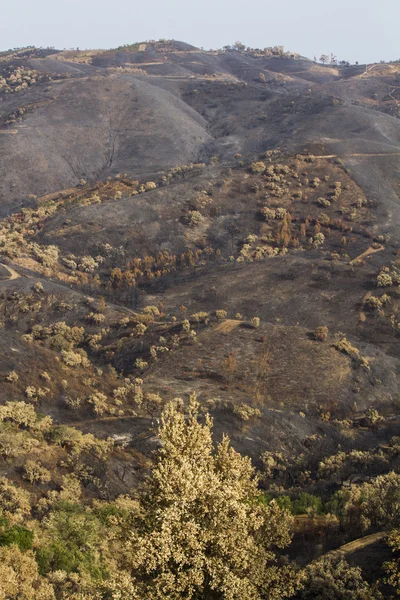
<box><xmin>0</xmin><ymin>72</ymin><xmax>210</xmax><ymax>214</ymax></box>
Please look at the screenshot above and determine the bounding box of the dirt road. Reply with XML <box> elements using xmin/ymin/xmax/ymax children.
<box><xmin>321</xmin><ymin>531</ymin><xmax>388</xmax><ymax>561</ymax></box>
<box><xmin>0</xmin><ymin>263</ymin><xmax>20</xmax><ymax>280</ymax></box>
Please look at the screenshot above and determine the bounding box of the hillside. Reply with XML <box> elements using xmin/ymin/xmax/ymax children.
<box><xmin>1</xmin><ymin>39</ymin><xmax>400</xmax><ymax>598</ymax></box>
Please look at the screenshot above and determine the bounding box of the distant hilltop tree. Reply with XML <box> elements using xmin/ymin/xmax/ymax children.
<box><xmin>222</xmin><ymin>43</ymin><xmax>300</xmax><ymax>58</ymax></box>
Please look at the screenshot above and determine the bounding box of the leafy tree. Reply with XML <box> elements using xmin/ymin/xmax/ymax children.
<box><xmin>0</xmin><ymin>522</ymin><xmax>34</xmax><ymax>551</ymax></box>
<box><xmin>0</xmin><ymin>478</ymin><xmax>31</xmax><ymax>523</ymax></box>
<box><xmin>297</xmin><ymin>556</ymin><xmax>382</xmax><ymax>599</ymax></box>
<box><xmin>36</xmin><ymin>502</ymin><xmax>105</xmax><ymax>579</ymax></box>
<box><xmin>385</xmin><ymin>529</ymin><xmax>400</xmax><ymax>595</ymax></box>
<box><xmin>112</xmin><ymin>396</ymin><xmax>299</xmax><ymax>599</ymax></box>
<box><xmin>0</xmin><ymin>545</ymin><xmax>55</xmax><ymax>599</ymax></box>
<box><xmin>337</xmin><ymin>472</ymin><xmax>400</xmax><ymax>531</ymax></box>
<box><xmin>292</xmin><ymin>493</ymin><xmax>324</xmax><ymax>516</ymax></box>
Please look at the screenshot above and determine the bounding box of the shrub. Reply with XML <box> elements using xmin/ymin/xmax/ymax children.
<box><xmin>365</xmin><ymin>296</ymin><xmax>384</xmax><ymax>310</ymax></box>
<box><xmin>88</xmin><ymin>392</ymin><xmax>108</xmax><ymax>416</ymax></box>
<box><xmin>62</xmin><ymin>257</ymin><xmax>78</xmax><ymax>270</ymax></box>
<box><xmin>5</xmin><ymin>370</ymin><xmax>18</xmax><ymax>383</ymax></box>
<box><xmin>33</xmin><ymin>281</ymin><xmax>44</xmax><ymax>293</ymax></box>
<box><xmin>314</xmin><ymin>326</ymin><xmax>329</xmax><ymax>341</ymax></box>
<box><xmin>142</xmin><ymin>305</ymin><xmax>160</xmax><ymax>317</ymax></box>
<box><xmin>310</xmin><ymin>177</ymin><xmax>321</xmax><ymax>188</ymax></box>
<box><xmin>215</xmin><ymin>309</ymin><xmax>228</xmax><ymax>320</ymax></box>
<box><xmin>31</xmin><ymin>243</ymin><xmax>59</xmax><ymax>267</ymax></box>
<box><xmin>261</xmin><ymin>206</ymin><xmax>276</xmax><ymax>220</ymax></box>
<box><xmin>365</xmin><ymin>408</ymin><xmax>384</xmax><ymax>428</ymax></box>
<box><xmin>275</xmin><ymin>207</ymin><xmax>287</xmax><ymax>219</ymax></box>
<box><xmin>78</xmin><ymin>255</ymin><xmax>99</xmax><ymax>273</ymax></box>
<box><xmin>311</xmin><ymin>232</ymin><xmax>325</xmax><ymax>248</ymax></box>
<box><xmin>144</xmin><ymin>181</ymin><xmax>157</xmax><ymax>191</ymax></box>
<box><xmin>377</xmin><ymin>272</ymin><xmax>393</xmax><ymax>287</ymax></box>
<box><xmin>23</xmin><ymin>460</ymin><xmax>51</xmax><ymax>484</ymax></box>
<box><xmin>0</xmin><ymin>523</ymin><xmax>34</xmax><ymax>551</ymax></box>
<box><xmin>0</xmin><ymin>478</ymin><xmax>31</xmax><ymax>523</ymax></box>
<box><xmin>251</xmin><ymin>161</ymin><xmax>266</xmax><ymax>173</ymax></box>
<box><xmin>191</xmin><ymin>312</ymin><xmax>210</xmax><ymax>324</ymax></box>
<box><xmin>25</xmin><ymin>386</ymin><xmax>48</xmax><ymax>401</ymax></box>
<box><xmin>135</xmin><ymin>323</ymin><xmax>147</xmax><ymax>336</ymax></box>
<box><xmin>233</xmin><ymin>403</ymin><xmax>261</xmax><ymax>421</ymax></box>
<box><xmin>188</xmin><ymin>210</ymin><xmax>205</xmax><ymax>227</ymax></box>
<box><xmin>86</xmin><ymin>312</ymin><xmax>106</xmax><ymax>325</ymax></box>
<box><xmin>0</xmin><ymin>545</ymin><xmax>54</xmax><ymax>598</ymax></box>
<box><xmin>61</xmin><ymin>350</ymin><xmax>90</xmax><ymax>368</ymax></box>
<box><xmin>298</xmin><ymin>556</ymin><xmax>381</xmax><ymax>600</ymax></box>
<box><xmin>135</xmin><ymin>358</ymin><xmax>148</xmax><ymax>371</ymax></box>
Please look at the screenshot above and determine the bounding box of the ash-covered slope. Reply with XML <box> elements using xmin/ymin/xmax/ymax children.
<box><xmin>0</xmin><ymin>40</ymin><xmax>400</xmax><ymax>229</ymax></box>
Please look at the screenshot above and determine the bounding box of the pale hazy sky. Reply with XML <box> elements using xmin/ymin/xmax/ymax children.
<box><xmin>0</xmin><ymin>0</ymin><xmax>398</xmax><ymax>64</ymax></box>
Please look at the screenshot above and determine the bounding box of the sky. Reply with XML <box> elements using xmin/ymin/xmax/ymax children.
<box><xmin>0</xmin><ymin>0</ymin><xmax>398</xmax><ymax>64</ymax></box>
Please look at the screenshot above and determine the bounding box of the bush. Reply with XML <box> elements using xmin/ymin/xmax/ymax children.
<box><xmin>88</xmin><ymin>392</ymin><xmax>108</xmax><ymax>416</ymax></box>
<box><xmin>317</xmin><ymin>197</ymin><xmax>331</xmax><ymax>207</ymax></box>
<box><xmin>61</xmin><ymin>350</ymin><xmax>90</xmax><ymax>368</ymax></box>
<box><xmin>31</xmin><ymin>243</ymin><xmax>59</xmax><ymax>267</ymax></box>
<box><xmin>23</xmin><ymin>460</ymin><xmax>51</xmax><ymax>484</ymax></box>
<box><xmin>187</xmin><ymin>210</ymin><xmax>205</xmax><ymax>227</ymax></box>
<box><xmin>191</xmin><ymin>312</ymin><xmax>210</xmax><ymax>324</ymax></box>
<box><xmin>78</xmin><ymin>255</ymin><xmax>99</xmax><ymax>273</ymax></box>
<box><xmin>314</xmin><ymin>326</ymin><xmax>329</xmax><ymax>341</ymax></box>
<box><xmin>0</xmin><ymin>523</ymin><xmax>34</xmax><ymax>551</ymax></box>
<box><xmin>377</xmin><ymin>272</ymin><xmax>393</xmax><ymax>287</ymax></box>
<box><xmin>86</xmin><ymin>312</ymin><xmax>106</xmax><ymax>325</ymax></box>
<box><xmin>135</xmin><ymin>323</ymin><xmax>147</xmax><ymax>336</ymax></box>
<box><xmin>251</xmin><ymin>161</ymin><xmax>266</xmax><ymax>173</ymax></box>
<box><xmin>135</xmin><ymin>358</ymin><xmax>148</xmax><ymax>371</ymax></box>
<box><xmin>215</xmin><ymin>309</ymin><xmax>228</xmax><ymax>320</ymax></box>
<box><xmin>5</xmin><ymin>370</ymin><xmax>18</xmax><ymax>383</ymax></box>
<box><xmin>298</xmin><ymin>556</ymin><xmax>382</xmax><ymax>599</ymax></box>
<box><xmin>144</xmin><ymin>181</ymin><xmax>157</xmax><ymax>191</ymax></box>
<box><xmin>142</xmin><ymin>305</ymin><xmax>160</xmax><ymax>317</ymax></box>
<box><xmin>233</xmin><ymin>403</ymin><xmax>261</xmax><ymax>421</ymax></box>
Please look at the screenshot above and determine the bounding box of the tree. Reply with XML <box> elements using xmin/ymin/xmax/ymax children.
<box><xmin>319</xmin><ymin>54</ymin><xmax>329</xmax><ymax>65</ymax></box>
<box><xmin>298</xmin><ymin>556</ymin><xmax>382</xmax><ymax>599</ymax></box>
<box><xmin>233</xmin><ymin>41</ymin><xmax>246</xmax><ymax>51</ymax></box>
<box><xmin>113</xmin><ymin>396</ymin><xmax>298</xmax><ymax>599</ymax></box>
<box><xmin>36</xmin><ymin>502</ymin><xmax>105</xmax><ymax>580</ymax></box>
<box><xmin>337</xmin><ymin>472</ymin><xmax>400</xmax><ymax>531</ymax></box>
<box><xmin>385</xmin><ymin>529</ymin><xmax>400</xmax><ymax>596</ymax></box>
<box><xmin>0</xmin><ymin>545</ymin><xmax>55</xmax><ymax>599</ymax></box>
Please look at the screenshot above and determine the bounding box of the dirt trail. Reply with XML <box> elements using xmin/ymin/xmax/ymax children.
<box><xmin>67</xmin><ymin>414</ymin><xmax>144</xmax><ymax>428</ymax></box>
<box><xmin>214</xmin><ymin>319</ymin><xmax>241</xmax><ymax>333</ymax></box>
<box><xmin>320</xmin><ymin>531</ymin><xmax>387</xmax><ymax>560</ymax></box>
<box><xmin>313</xmin><ymin>152</ymin><xmax>400</xmax><ymax>159</ymax></box>
<box><xmin>0</xmin><ymin>263</ymin><xmax>21</xmax><ymax>280</ymax></box>
<box><xmin>350</xmin><ymin>244</ymin><xmax>384</xmax><ymax>265</ymax></box>
<box><xmin>389</xmin><ymin>87</ymin><xmax>400</xmax><ymax>103</ymax></box>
